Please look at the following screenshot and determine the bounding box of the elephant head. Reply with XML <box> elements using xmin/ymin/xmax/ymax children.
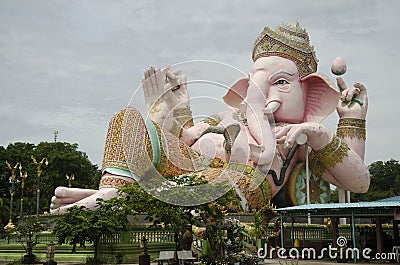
<box><xmin>222</xmin><ymin>23</ymin><xmax>339</xmax><ymax>165</ymax></box>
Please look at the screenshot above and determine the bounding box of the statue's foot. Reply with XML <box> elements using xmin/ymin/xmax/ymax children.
<box><xmin>50</xmin><ymin>187</ymin><xmax>117</xmax><ymax>214</ymax></box>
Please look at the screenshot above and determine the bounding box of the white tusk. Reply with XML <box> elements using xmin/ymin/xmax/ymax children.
<box><xmin>238</xmin><ymin>102</ymin><xmax>247</xmax><ymax>114</ymax></box>
<box><xmin>262</xmin><ymin>101</ymin><xmax>281</xmax><ymax>114</ymax></box>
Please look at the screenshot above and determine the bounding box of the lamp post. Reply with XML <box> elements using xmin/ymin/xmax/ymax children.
<box><xmin>4</xmin><ymin>161</ymin><xmax>21</xmax><ymax>231</ymax></box>
<box><xmin>31</xmin><ymin>156</ymin><xmax>48</xmax><ymax>216</ymax></box>
<box><xmin>20</xmin><ymin>170</ymin><xmax>28</xmax><ymax>218</ymax></box>
<box><xmin>66</xmin><ymin>174</ymin><xmax>74</xmax><ymax>188</ymax></box>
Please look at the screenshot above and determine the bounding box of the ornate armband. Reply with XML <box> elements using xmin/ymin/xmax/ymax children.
<box><xmin>309</xmin><ymin>152</ymin><xmax>326</xmax><ymax>178</ymax></box>
<box><xmin>170</xmin><ymin>107</ymin><xmax>194</xmax><ymax>137</ymax></box>
<box><xmin>336</xmin><ymin>118</ymin><xmax>366</xmax><ymax>141</ymax></box>
<box><xmin>202</xmin><ymin>114</ymin><xmax>222</xmax><ymax>126</ymax></box>
<box><xmin>99</xmin><ymin>176</ymin><xmax>130</xmax><ymax>189</ymax></box>
<box><xmin>313</xmin><ymin>136</ymin><xmax>350</xmax><ymax>169</ymax></box>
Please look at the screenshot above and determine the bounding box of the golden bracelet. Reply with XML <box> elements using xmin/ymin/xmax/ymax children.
<box><xmin>338</xmin><ymin>118</ymin><xmax>365</xmax><ymax>127</ymax></box>
<box><xmin>173</xmin><ymin>107</ymin><xmax>193</xmax><ymax>118</ymax></box>
<box><xmin>313</xmin><ymin>136</ymin><xmax>350</xmax><ymax>169</ymax></box>
<box><xmin>202</xmin><ymin>114</ymin><xmax>222</xmax><ymax>126</ymax></box>
<box><xmin>309</xmin><ymin>152</ymin><xmax>326</xmax><ymax>178</ymax></box>
<box><xmin>336</xmin><ymin>118</ymin><xmax>366</xmax><ymax>140</ymax></box>
<box><xmin>171</xmin><ymin>107</ymin><xmax>194</xmax><ymax>137</ymax></box>
<box><xmin>99</xmin><ymin>176</ymin><xmax>130</xmax><ymax>189</ymax></box>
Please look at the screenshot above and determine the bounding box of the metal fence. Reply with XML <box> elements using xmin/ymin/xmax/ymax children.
<box><xmin>0</xmin><ymin>230</ymin><xmax>176</xmax><ymax>245</ymax></box>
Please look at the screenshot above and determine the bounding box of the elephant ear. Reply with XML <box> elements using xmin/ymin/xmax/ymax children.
<box><xmin>301</xmin><ymin>73</ymin><xmax>340</xmax><ymax>123</ymax></box>
<box><xmin>223</xmin><ymin>77</ymin><xmax>249</xmax><ymax>108</ymax></box>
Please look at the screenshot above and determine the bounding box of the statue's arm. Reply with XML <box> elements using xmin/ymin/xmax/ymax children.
<box><xmin>276</xmin><ymin>81</ymin><xmax>369</xmax><ymax>193</ymax></box>
<box><xmin>335</xmin><ymin>81</ymin><xmax>368</xmax><ymax>159</ymax></box>
<box><xmin>315</xmin><ymin>82</ymin><xmax>369</xmax><ymax>193</ymax></box>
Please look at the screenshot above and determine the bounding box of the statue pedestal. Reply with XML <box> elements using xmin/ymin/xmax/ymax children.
<box><xmin>139</xmin><ymin>253</ymin><xmax>150</xmax><ymax>265</ymax></box>
<box><xmin>22</xmin><ymin>254</ymin><xmax>35</xmax><ymax>264</ymax></box>
<box><xmin>23</xmin><ymin>238</ymin><xmax>35</xmax><ymax>264</ymax></box>
<box><xmin>43</xmin><ymin>262</ymin><xmax>57</xmax><ymax>265</ymax></box>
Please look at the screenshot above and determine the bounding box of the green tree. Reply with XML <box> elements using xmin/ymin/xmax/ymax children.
<box><xmin>14</xmin><ymin>217</ymin><xmax>50</xmax><ymax>262</ymax></box>
<box><xmin>0</xmin><ymin>197</ymin><xmax>6</xmax><ymax>236</ymax></box>
<box><xmin>329</xmin><ymin>188</ymin><xmax>339</xmax><ymax>203</ymax></box>
<box><xmin>249</xmin><ymin>205</ymin><xmax>277</xmax><ymax>240</ymax></box>
<box><xmin>352</xmin><ymin>159</ymin><xmax>400</xmax><ymax>202</ymax></box>
<box><xmin>33</xmin><ymin>142</ymin><xmax>101</xmax><ymax>212</ymax></box>
<box><xmin>115</xmin><ymin>178</ymin><xmax>242</xmax><ymax>263</ymax></box>
<box><xmin>0</xmin><ymin>141</ymin><xmax>100</xmax><ymax>225</ymax></box>
<box><xmin>53</xmin><ymin>198</ymin><xmax>129</xmax><ymax>263</ymax></box>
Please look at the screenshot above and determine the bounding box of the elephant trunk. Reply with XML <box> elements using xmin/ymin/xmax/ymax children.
<box><xmin>245</xmin><ymin>87</ymin><xmax>276</xmax><ymax>166</ymax></box>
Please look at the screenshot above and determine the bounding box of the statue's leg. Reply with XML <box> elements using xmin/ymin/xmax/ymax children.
<box><xmin>50</xmin><ymin>187</ymin><xmax>97</xmax><ymax>208</ymax></box>
<box><xmin>50</xmin><ymin>187</ymin><xmax>118</xmax><ymax>214</ymax></box>
<box><xmin>50</xmin><ymin>107</ymin><xmax>148</xmax><ymax>214</ymax></box>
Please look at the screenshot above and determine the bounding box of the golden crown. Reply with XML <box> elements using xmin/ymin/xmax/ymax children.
<box><xmin>252</xmin><ymin>22</ymin><xmax>318</xmax><ymax>78</ymax></box>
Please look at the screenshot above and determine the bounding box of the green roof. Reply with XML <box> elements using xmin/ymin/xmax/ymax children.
<box><xmin>277</xmin><ymin>196</ymin><xmax>400</xmax><ymax>217</ymax></box>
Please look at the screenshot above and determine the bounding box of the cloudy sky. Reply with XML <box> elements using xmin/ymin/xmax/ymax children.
<box><xmin>0</xmin><ymin>0</ymin><xmax>399</xmax><ymax>168</ymax></box>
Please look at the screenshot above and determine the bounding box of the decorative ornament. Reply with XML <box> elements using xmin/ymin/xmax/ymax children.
<box><xmin>286</xmin><ymin>163</ymin><xmax>330</xmax><ymax>205</ymax></box>
<box><xmin>252</xmin><ymin>22</ymin><xmax>318</xmax><ymax>78</ymax></box>
<box><xmin>313</xmin><ymin>136</ymin><xmax>350</xmax><ymax>169</ymax></box>
<box><xmin>337</xmin><ymin>118</ymin><xmax>366</xmax><ymax>140</ymax></box>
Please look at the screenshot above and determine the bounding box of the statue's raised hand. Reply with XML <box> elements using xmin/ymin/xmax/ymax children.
<box><xmin>331</xmin><ymin>58</ymin><xmax>368</xmax><ymax>119</ymax></box>
<box><xmin>336</xmin><ymin>79</ymin><xmax>368</xmax><ymax>119</ymax></box>
<box><xmin>142</xmin><ymin>65</ymin><xmax>189</xmax><ymax>131</ymax></box>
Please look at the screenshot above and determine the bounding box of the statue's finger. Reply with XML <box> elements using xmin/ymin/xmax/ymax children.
<box><xmin>161</xmin><ymin>64</ymin><xmax>171</xmax><ymax>75</ymax></box>
<box><xmin>143</xmin><ymin>69</ymin><xmax>153</xmax><ymax>95</ymax></box>
<box><xmin>340</xmin><ymin>89</ymin><xmax>349</xmax><ymax>101</ymax></box>
<box><xmin>336</xmin><ymin>77</ymin><xmax>348</xmax><ymax>91</ymax></box>
<box><xmin>345</xmin><ymin>89</ymin><xmax>358</xmax><ymax>102</ymax></box>
<box><xmin>145</xmin><ymin>77</ymin><xmax>154</xmax><ymax>96</ymax></box>
<box><xmin>283</xmin><ymin>126</ymin><xmax>300</xmax><ymax>149</ymax></box>
<box><xmin>155</xmin><ymin>68</ymin><xmax>165</xmax><ymax>93</ymax></box>
<box><xmin>144</xmin><ymin>68</ymin><xmax>150</xmax><ymax>78</ymax></box>
<box><xmin>276</xmin><ymin>135</ymin><xmax>286</xmax><ymax>144</ymax></box>
<box><xmin>50</xmin><ymin>196</ymin><xmax>59</xmax><ymax>204</ymax></box>
<box><xmin>172</xmin><ymin>70</ymin><xmax>182</xmax><ymax>75</ymax></box>
<box><xmin>149</xmin><ymin>67</ymin><xmax>158</xmax><ymax>92</ymax></box>
<box><xmin>142</xmin><ymin>77</ymin><xmax>149</xmax><ymax>98</ymax></box>
<box><xmin>354</xmin><ymin>82</ymin><xmax>367</xmax><ymax>93</ymax></box>
<box><xmin>354</xmin><ymin>83</ymin><xmax>368</xmax><ymax>105</ymax></box>
<box><xmin>275</xmin><ymin>124</ymin><xmax>291</xmax><ymax>137</ymax></box>
<box><xmin>50</xmin><ymin>203</ymin><xmax>59</xmax><ymax>210</ymax></box>
<box><xmin>166</xmin><ymin>71</ymin><xmax>178</xmax><ymax>81</ymax></box>
<box><xmin>54</xmin><ymin>187</ymin><xmax>97</xmax><ymax>200</ymax></box>
<box><xmin>166</xmin><ymin>71</ymin><xmax>180</xmax><ymax>90</ymax></box>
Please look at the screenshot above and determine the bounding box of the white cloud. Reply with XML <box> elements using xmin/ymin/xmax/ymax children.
<box><xmin>0</xmin><ymin>0</ymin><xmax>399</xmax><ymax>168</ymax></box>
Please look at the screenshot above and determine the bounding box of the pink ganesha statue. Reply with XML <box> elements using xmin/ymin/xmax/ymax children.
<box><xmin>50</xmin><ymin>22</ymin><xmax>369</xmax><ymax>214</ymax></box>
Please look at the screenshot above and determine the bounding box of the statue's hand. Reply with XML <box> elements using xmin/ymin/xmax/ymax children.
<box><xmin>275</xmin><ymin>122</ymin><xmax>334</xmax><ymax>151</ymax></box>
<box><xmin>165</xmin><ymin>72</ymin><xmax>189</xmax><ymax>109</ymax></box>
<box><xmin>336</xmin><ymin>79</ymin><xmax>368</xmax><ymax>119</ymax></box>
<box><xmin>142</xmin><ymin>66</ymin><xmax>169</xmax><ymax>114</ymax></box>
<box><xmin>142</xmin><ymin>65</ymin><xmax>190</xmax><ymax>130</ymax></box>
